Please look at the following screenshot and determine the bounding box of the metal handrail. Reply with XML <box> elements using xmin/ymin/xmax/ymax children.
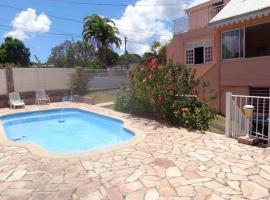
<box><xmin>232</xmin><ymin>94</ymin><xmax>270</xmax><ymax>99</ymax></box>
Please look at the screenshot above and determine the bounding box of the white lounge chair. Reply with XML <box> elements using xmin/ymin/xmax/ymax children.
<box><xmin>9</xmin><ymin>92</ymin><xmax>25</xmax><ymax>108</ymax></box>
<box><xmin>36</xmin><ymin>89</ymin><xmax>50</xmax><ymax>104</ymax></box>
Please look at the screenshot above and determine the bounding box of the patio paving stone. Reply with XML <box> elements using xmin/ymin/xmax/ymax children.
<box><xmin>0</xmin><ymin>102</ymin><xmax>269</xmax><ymax>199</ymax></box>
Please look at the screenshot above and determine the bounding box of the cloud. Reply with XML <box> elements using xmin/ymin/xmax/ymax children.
<box><xmin>4</xmin><ymin>8</ymin><xmax>51</xmax><ymax>40</ymax></box>
<box><xmin>114</xmin><ymin>0</ymin><xmax>190</xmax><ymax>55</ymax></box>
<box><xmin>4</xmin><ymin>30</ymin><xmax>29</xmax><ymax>41</ymax></box>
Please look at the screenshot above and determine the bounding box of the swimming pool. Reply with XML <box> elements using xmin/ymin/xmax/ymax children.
<box><xmin>0</xmin><ymin>108</ymin><xmax>134</xmax><ymax>153</ymax></box>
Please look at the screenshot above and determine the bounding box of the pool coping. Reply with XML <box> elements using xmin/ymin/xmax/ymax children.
<box><xmin>0</xmin><ymin>103</ymin><xmax>145</xmax><ymax>158</ymax></box>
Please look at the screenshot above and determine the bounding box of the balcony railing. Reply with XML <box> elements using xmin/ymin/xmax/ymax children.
<box><xmin>209</xmin><ymin>5</ymin><xmax>224</xmax><ymax>20</ymax></box>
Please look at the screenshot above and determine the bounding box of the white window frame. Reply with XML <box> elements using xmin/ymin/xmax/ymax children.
<box><xmin>186</xmin><ymin>49</ymin><xmax>194</xmax><ymax>65</ymax></box>
<box><xmin>221</xmin><ymin>28</ymin><xmax>245</xmax><ymax>60</ymax></box>
<box><xmin>204</xmin><ymin>45</ymin><xmax>213</xmax><ymax>63</ymax></box>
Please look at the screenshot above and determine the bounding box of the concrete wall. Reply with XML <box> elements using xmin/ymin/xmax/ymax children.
<box><xmin>0</xmin><ymin>69</ymin><xmax>7</xmax><ymax>95</ymax></box>
<box><xmin>0</xmin><ymin>67</ymin><xmax>128</xmax><ymax>107</ymax></box>
<box><xmin>188</xmin><ymin>7</ymin><xmax>210</xmax><ymax>31</ymax></box>
<box><xmin>13</xmin><ymin>68</ymin><xmax>76</xmax><ymax>92</ymax></box>
<box><xmin>2</xmin><ymin>68</ymin><xmax>127</xmax><ymax>94</ymax></box>
<box><xmin>187</xmin><ymin>0</ymin><xmax>230</xmax><ymax>31</ymax></box>
<box><xmin>199</xmin><ymin>64</ymin><xmax>220</xmax><ymax>111</ymax></box>
<box><xmin>220</xmin><ymin>56</ymin><xmax>270</xmax><ymax>86</ymax></box>
<box><xmin>88</xmin><ymin>76</ymin><xmax>127</xmax><ymax>90</ymax></box>
<box><xmin>86</xmin><ymin>69</ymin><xmax>128</xmax><ymax>90</ymax></box>
<box><xmin>167</xmin><ymin>27</ymin><xmax>214</xmax><ymax>73</ymax></box>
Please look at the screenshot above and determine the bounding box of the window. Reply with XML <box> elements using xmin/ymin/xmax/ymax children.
<box><xmin>222</xmin><ymin>29</ymin><xmax>244</xmax><ymax>59</ymax></box>
<box><xmin>204</xmin><ymin>46</ymin><xmax>213</xmax><ymax>63</ymax></box>
<box><xmin>186</xmin><ymin>49</ymin><xmax>194</xmax><ymax>65</ymax></box>
<box><xmin>250</xmin><ymin>87</ymin><xmax>270</xmax><ymax>97</ymax></box>
<box><xmin>186</xmin><ymin>45</ymin><xmax>213</xmax><ymax>65</ymax></box>
<box><xmin>222</xmin><ymin>22</ymin><xmax>270</xmax><ymax>60</ymax></box>
<box><xmin>194</xmin><ymin>47</ymin><xmax>204</xmax><ymax>64</ymax></box>
<box><xmin>246</xmin><ymin>22</ymin><xmax>270</xmax><ymax>58</ymax></box>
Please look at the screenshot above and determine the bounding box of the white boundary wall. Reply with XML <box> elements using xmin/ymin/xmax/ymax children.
<box><xmin>13</xmin><ymin>68</ymin><xmax>76</xmax><ymax>92</ymax></box>
<box><xmin>0</xmin><ymin>69</ymin><xmax>7</xmax><ymax>95</ymax></box>
<box><xmin>86</xmin><ymin>69</ymin><xmax>129</xmax><ymax>90</ymax></box>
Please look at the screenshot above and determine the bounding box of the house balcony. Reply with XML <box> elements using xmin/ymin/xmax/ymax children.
<box><xmin>208</xmin><ymin>4</ymin><xmax>224</xmax><ymax>21</ymax></box>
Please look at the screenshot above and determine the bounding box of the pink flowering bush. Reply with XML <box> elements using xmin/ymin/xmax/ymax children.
<box><xmin>115</xmin><ymin>61</ymin><xmax>216</xmax><ymax>130</ymax></box>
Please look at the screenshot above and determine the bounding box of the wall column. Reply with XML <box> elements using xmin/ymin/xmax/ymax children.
<box><xmin>5</xmin><ymin>66</ymin><xmax>14</xmax><ymax>94</ymax></box>
<box><xmin>225</xmin><ymin>92</ymin><xmax>232</xmax><ymax>137</ymax></box>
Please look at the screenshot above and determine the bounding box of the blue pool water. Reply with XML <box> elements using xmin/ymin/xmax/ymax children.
<box><xmin>0</xmin><ymin>108</ymin><xmax>134</xmax><ymax>153</ymax></box>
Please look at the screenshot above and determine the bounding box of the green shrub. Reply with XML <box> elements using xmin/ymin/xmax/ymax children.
<box><xmin>115</xmin><ymin>86</ymin><xmax>130</xmax><ymax>113</ymax></box>
<box><xmin>115</xmin><ymin>60</ymin><xmax>216</xmax><ymax>130</ymax></box>
<box><xmin>69</xmin><ymin>70</ymin><xmax>90</xmax><ymax>95</ymax></box>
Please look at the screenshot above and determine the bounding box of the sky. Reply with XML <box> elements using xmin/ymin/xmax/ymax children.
<box><xmin>0</xmin><ymin>0</ymin><xmax>192</xmax><ymax>62</ymax></box>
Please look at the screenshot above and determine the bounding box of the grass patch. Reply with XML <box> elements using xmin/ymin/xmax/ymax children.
<box><xmin>102</xmin><ymin>104</ymin><xmax>115</xmax><ymax>110</ymax></box>
<box><xmin>85</xmin><ymin>89</ymin><xmax>118</xmax><ymax>105</ymax></box>
<box><xmin>208</xmin><ymin>115</ymin><xmax>225</xmax><ymax>134</ymax></box>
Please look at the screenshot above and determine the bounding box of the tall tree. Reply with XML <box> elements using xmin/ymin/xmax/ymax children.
<box><xmin>47</xmin><ymin>40</ymin><xmax>97</xmax><ymax>68</ymax></box>
<box><xmin>142</xmin><ymin>41</ymin><xmax>167</xmax><ymax>65</ymax></box>
<box><xmin>0</xmin><ymin>37</ymin><xmax>31</xmax><ymax>66</ymax></box>
<box><xmin>118</xmin><ymin>54</ymin><xmax>141</xmax><ymax>64</ymax></box>
<box><xmin>83</xmin><ymin>14</ymin><xmax>121</xmax><ymax>67</ymax></box>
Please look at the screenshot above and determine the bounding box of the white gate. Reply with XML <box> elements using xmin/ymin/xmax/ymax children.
<box><xmin>225</xmin><ymin>92</ymin><xmax>270</xmax><ymax>143</ymax></box>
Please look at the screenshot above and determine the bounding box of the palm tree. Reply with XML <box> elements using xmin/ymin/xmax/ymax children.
<box><xmin>83</xmin><ymin>14</ymin><xmax>121</xmax><ymax>67</ymax></box>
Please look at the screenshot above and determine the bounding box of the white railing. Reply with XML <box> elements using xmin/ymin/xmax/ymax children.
<box><xmin>225</xmin><ymin>92</ymin><xmax>270</xmax><ymax>143</ymax></box>
<box><xmin>209</xmin><ymin>5</ymin><xmax>224</xmax><ymax>20</ymax></box>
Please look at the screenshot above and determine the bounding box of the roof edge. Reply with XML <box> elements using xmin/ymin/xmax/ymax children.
<box><xmin>185</xmin><ymin>0</ymin><xmax>222</xmax><ymax>12</ymax></box>
<box><xmin>209</xmin><ymin>7</ymin><xmax>270</xmax><ymax>27</ymax></box>
<box><xmin>185</xmin><ymin>1</ymin><xmax>211</xmax><ymax>12</ymax></box>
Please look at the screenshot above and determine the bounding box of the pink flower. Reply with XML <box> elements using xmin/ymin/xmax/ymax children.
<box><xmin>192</xmin><ymin>88</ymin><xmax>198</xmax><ymax>95</ymax></box>
<box><xmin>147</xmin><ymin>59</ymin><xmax>157</xmax><ymax>69</ymax></box>
<box><xmin>143</xmin><ymin>78</ymin><xmax>147</xmax><ymax>83</ymax></box>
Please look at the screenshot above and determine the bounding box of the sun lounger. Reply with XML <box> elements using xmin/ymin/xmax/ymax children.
<box><xmin>36</xmin><ymin>89</ymin><xmax>50</xmax><ymax>104</ymax></box>
<box><xmin>9</xmin><ymin>92</ymin><xmax>25</xmax><ymax>108</ymax></box>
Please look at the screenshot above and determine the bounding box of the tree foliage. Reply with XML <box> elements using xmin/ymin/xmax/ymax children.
<box><xmin>118</xmin><ymin>54</ymin><xmax>141</xmax><ymax>64</ymax></box>
<box><xmin>106</xmin><ymin>49</ymin><xmax>119</xmax><ymax>66</ymax></box>
<box><xmin>142</xmin><ymin>41</ymin><xmax>167</xmax><ymax>65</ymax></box>
<box><xmin>47</xmin><ymin>40</ymin><xmax>98</xmax><ymax>68</ymax></box>
<box><xmin>47</xmin><ymin>39</ymin><xmax>120</xmax><ymax>68</ymax></box>
<box><xmin>0</xmin><ymin>37</ymin><xmax>31</xmax><ymax>66</ymax></box>
<box><xmin>83</xmin><ymin>14</ymin><xmax>121</xmax><ymax>66</ymax></box>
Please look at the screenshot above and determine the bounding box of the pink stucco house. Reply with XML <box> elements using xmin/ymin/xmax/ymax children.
<box><xmin>167</xmin><ymin>0</ymin><xmax>270</xmax><ymax>114</ymax></box>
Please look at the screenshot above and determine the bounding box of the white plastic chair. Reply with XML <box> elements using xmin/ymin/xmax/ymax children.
<box><xmin>36</xmin><ymin>89</ymin><xmax>50</xmax><ymax>104</ymax></box>
<box><xmin>9</xmin><ymin>92</ymin><xmax>25</xmax><ymax>108</ymax></box>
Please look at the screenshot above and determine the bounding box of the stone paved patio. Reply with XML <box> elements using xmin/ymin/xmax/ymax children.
<box><xmin>0</xmin><ymin>102</ymin><xmax>270</xmax><ymax>200</ymax></box>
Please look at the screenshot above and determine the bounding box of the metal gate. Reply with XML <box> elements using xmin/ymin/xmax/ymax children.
<box><xmin>225</xmin><ymin>92</ymin><xmax>270</xmax><ymax>143</ymax></box>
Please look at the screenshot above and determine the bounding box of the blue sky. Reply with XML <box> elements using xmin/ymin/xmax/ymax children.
<box><xmin>0</xmin><ymin>0</ymin><xmax>190</xmax><ymax>62</ymax></box>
